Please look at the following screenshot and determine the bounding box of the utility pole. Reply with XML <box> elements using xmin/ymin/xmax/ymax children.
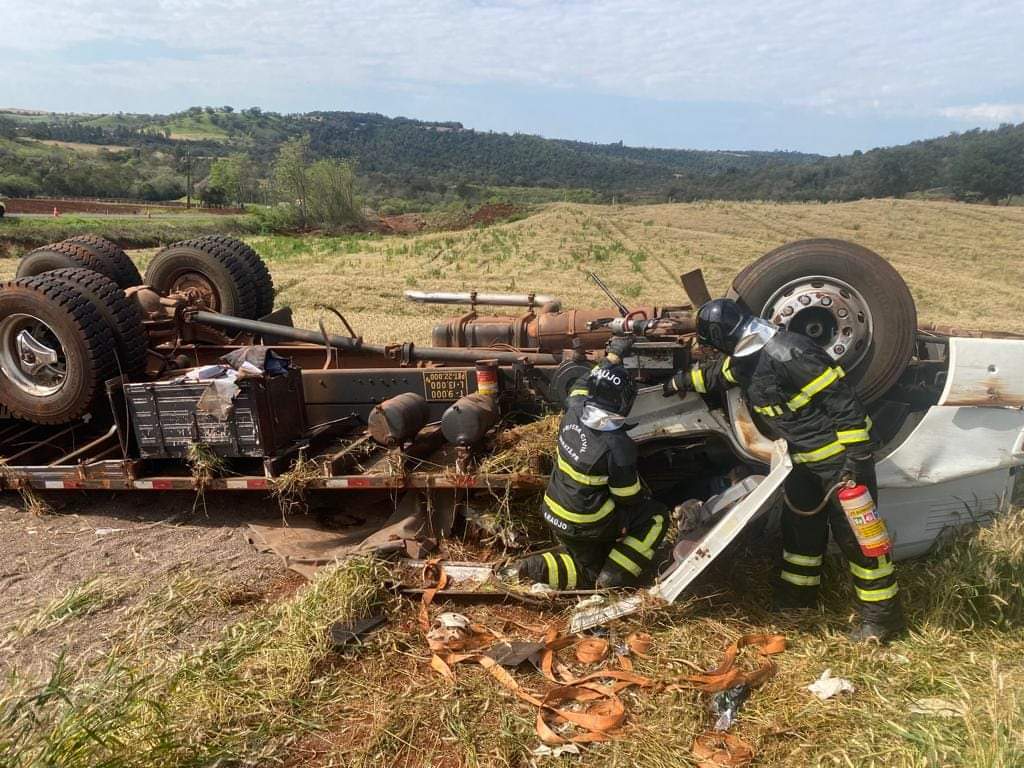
<box><xmin>185</xmin><ymin>145</ymin><xmax>193</xmax><ymax>209</ymax></box>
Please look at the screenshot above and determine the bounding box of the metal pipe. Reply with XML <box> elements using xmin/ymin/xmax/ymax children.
<box><xmin>188</xmin><ymin>310</ymin><xmax>563</xmax><ymax>366</ymax></box>
<box><xmin>48</xmin><ymin>424</ymin><xmax>119</xmax><ymax>466</ymax></box>
<box><xmin>404</xmin><ymin>290</ymin><xmax>558</xmax><ymax>307</ymax></box>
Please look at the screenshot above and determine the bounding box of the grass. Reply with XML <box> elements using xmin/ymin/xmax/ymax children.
<box><xmin>0</xmin><ymin>213</ymin><xmax>260</xmax><ymax>255</ymax></box>
<box><xmin>2</xmin><ymin>198</ymin><xmax>1024</xmax><ymax>765</ymax></box>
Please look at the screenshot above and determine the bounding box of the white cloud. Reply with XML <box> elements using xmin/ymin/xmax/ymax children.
<box><xmin>940</xmin><ymin>103</ymin><xmax>1024</xmax><ymax>124</ymax></box>
<box><xmin>0</xmin><ymin>0</ymin><xmax>1021</xmax><ymax>124</ymax></box>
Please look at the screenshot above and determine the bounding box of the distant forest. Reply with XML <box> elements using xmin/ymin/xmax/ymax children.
<box><xmin>1</xmin><ymin>106</ymin><xmax>1022</xmax><ymax>208</ymax></box>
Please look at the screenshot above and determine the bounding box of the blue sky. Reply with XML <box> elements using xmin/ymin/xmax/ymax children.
<box><xmin>1</xmin><ymin>0</ymin><xmax>1022</xmax><ymax>155</ymax></box>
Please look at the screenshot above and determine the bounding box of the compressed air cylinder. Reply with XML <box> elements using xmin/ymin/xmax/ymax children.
<box><xmin>441</xmin><ymin>393</ymin><xmax>499</xmax><ymax>446</ymax></box>
<box><xmin>367</xmin><ymin>393</ymin><xmax>430</xmax><ymax>446</ymax></box>
<box><xmin>837</xmin><ymin>484</ymin><xmax>892</xmax><ymax>558</ymax></box>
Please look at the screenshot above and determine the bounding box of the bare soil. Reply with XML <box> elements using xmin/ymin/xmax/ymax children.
<box><xmin>0</xmin><ymin>491</ymin><xmax>287</xmax><ymax>680</ymax></box>
<box><xmin>3</xmin><ymin>198</ymin><xmax>243</xmax><ymax>216</ymax></box>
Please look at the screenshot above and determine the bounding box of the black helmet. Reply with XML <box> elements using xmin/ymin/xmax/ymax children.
<box><xmin>697</xmin><ymin>298</ymin><xmax>751</xmax><ymax>354</ymax></box>
<box><xmin>587</xmin><ymin>362</ymin><xmax>637</xmax><ymax>416</ymax></box>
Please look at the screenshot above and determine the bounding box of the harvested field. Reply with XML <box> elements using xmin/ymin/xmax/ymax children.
<box><xmin>1</xmin><ymin>199</ymin><xmax>1024</xmax><ymax>768</ymax></box>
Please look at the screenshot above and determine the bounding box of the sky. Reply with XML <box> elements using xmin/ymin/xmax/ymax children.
<box><xmin>1</xmin><ymin>0</ymin><xmax>1022</xmax><ymax>155</ymax></box>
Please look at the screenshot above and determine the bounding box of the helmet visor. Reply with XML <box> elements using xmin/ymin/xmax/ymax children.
<box><xmin>732</xmin><ymin>317</ymin><xmax>778</xmax><ymax>357</ymax></box>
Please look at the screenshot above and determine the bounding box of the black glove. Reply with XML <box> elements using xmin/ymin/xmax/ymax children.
<box><xmin>605</xmin><ymin>335</ymin><xmax>635</xmax><ymax>364</ymax></box>
<box><xmin>662</xmin><ymin>370</ymin><xmax>691</xmax><ymax>397</ymax></box>
<box><xmin>842</xmin><ymin>450</ymin><xmax>874</xmax><ymax>484</ymax></box>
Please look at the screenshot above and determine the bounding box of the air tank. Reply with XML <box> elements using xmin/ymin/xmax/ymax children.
<box><xmin>367</xmin><ymin>393</ymin><xmax>430</xmax><ymax>446</ymax></box>
<box><xmin>441</xmin><ymin>393</ymin><xmax>499</xmax><ymax>446</ymax></box>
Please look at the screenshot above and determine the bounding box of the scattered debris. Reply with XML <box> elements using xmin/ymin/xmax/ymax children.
<box><xmin>574</xmin><ymin>636</ymin><xmax>610</xmax><ymax>664</ymax></box>
<box><xmin>626</xmin><ymin>631</ymin><xmax>652</xmax><ymax>657</ymax></box>
<box><xmin>94</xmin><ymin>527</ymin><xmax>124</xmax><ymax>536</ymax></box>
<box><xmin>710</xmin><ymin>684</ymin><xmax>751</xmax><ymax>731</ymax></box>
<box><xmin>908</xmin><ymin>696</ymin><xmax>967</xmax><ymax>718</ymax></box>
<box><xmin>531</xmin><ymin>742</ymin><xmax>582</xmax><ymax>758</ymax></box>
<box><xmin>328</xmin><ymin>614</ymin><xmax>387</xmax><ymax>650</ymax></box>
<box><xmin>807</xmin><ymin>669</ymin><xmax>856</xmax><ymax>700</ymax></box>
<box><xmin>691</xmin><ymin>731</ymin><xmax>755</xmax><ymax>768</ymax></box>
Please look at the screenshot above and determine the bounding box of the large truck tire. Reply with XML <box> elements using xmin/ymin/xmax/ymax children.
<box><xmin>194</xmin><ymin>235</ymin><xmax>275</xmax><ymax>317</ymax></box>
<box><xmin>63</xmin><ymin>235</ymin><xmax>143</xmax><ymax>288</ymax></box>
<box><xmin>0</xmin><ymin>275</ymin><xmax>119</xmax><ymax>424</ymax></box>
<box><xmin>44</xmin><ymin>268</ymin><xmax>148</xmax><ymax>376</ymax></box>
<box><xmin>17</xmin><ymin>241</ymin><xmax>135</xmax><ymax>288</ymax></box>
<box><xmin>144</xmin><ymin>239</ymin><xmax>260</xmax><ymax>319</ymax></box>
<box><xmin>730</xmin><ymin>238</ymin><xmax>917</xmax><ymax>403</ymax></box>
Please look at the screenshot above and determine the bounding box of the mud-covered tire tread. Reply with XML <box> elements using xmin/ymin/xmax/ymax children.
<box><xmin>0</xmin><ymin>274</ymin><xmax>118</xmax><ymax>424</ymax></box>
<box><xmin>145</xmin><ymin>239</ymin><xmax>260</xmax><ymax>319</ymax></box>
<box><xmin>43</xmin><ymin>268</ymin><xmax>148</xmax><ymax>376</ymax></box>
<box><xmin>730</xmin><ymin>238</ymin><xmax>917</xmax><ymax>403</ymax></box>
<box><xmin>17</xmin><ymin>241</ymin><xmax>130</xmax><ymax>286</ymax></box>
<box><xmin>62</xmin><ymin>235</ymin><xmax>143</xmax><ymax>288</ymax></box>
<box><xmin>194</xmin><ymin>235</ymin><xmax>274</xmax><ymax>317</ymax></box>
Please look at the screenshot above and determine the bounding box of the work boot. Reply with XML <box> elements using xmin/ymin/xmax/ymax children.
<box><xmin>769</xmin><ymin>588</ymin><xmax>817</xmax><ymax>613</ymax></box>
<box><xmin>847</xmin><ymin>618</ymin><xmax>905</xmax><ymax>644</ymax></box>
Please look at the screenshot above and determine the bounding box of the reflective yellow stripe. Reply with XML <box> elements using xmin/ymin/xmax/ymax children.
<box><xmin>722</xmin><ymin>357</ymin><xmax>737</xmax><ymax>384</ymax></box>
<box><xmin>542</xmin><ymin>552</ymin><xmax>560</xmax><ymax>589</ymax></box>
<box><xmin>557</xmin><ymin>453</ymin><xmax>608</xmax><ymax>486</ymax></box>
<box><xmin>641</xmin><ymin>514</ymin><xmax>665</xmax><ymax>549</ymax></box>
<box><xmin>544</xmin><ymin>494</ymin><xmax>616</xmax><ymax>524</ymax></box>
<box><xmin>691</xmin><ymin>367</ymin><xmax>707</xmax><ymax>394</ymax></box>
<box><xmin>780</xmin><ymin>571</ymin><xmax>821</xmax><ymax>587</ymax></box>
<box><xmin>855</xmin><ymin>583</ymin><xmax>899</xmax><ymax>602</ymax></box>
<box><xmin>560</xmin><ymin>553</ymin><xmax>578</xmax><ymax>589</ymax></box>
<box><xmin>783</xmin><ymin>550</ymin><xmax>823</xmax><ymax>568</ymax></box>
<box><xmin>609</xmin><ymin>478</ymin><xmax>642</xmax><ymax>497</ymax></box>
<box><xmin>623</xmin><ymin>515</ymin><xmax>664</xmax><ymax>560</ymax></box>
<box><xmin>755</xmin><ymin>404</ymin><xmax>784</xmax><ymax>417</ymax></box>
<box><xmin>569</xmin><ymin>388</ymin><xmax>589</xmax><ymax>397</ymax></box>
<box><xmin>792</xmin><ymin>440</ymin><xmax>846</xmax><ymax>464</ymax></box>
<box><xmin>608</xmin><ymin>548</ymin><xmax>643</xmax><ymax>576</ymax></box>
<box><xmin>849</xmin><ymin>558</ymin><xmax>894</xmax><ymax>580</ymax></box>
<box><xmin>837</xmin><ymin>416</ymin><xmax>873</xmax><ymax>445</ymax></box>
<box><xmin>787</xmin><ymin>366</ymin><xmax>842</xmax><ymax>411</ymax></box>
<box><xmin>622</xmin><ymin>536</ymin><xmax>652</xmax><ymax>559</ymax></box>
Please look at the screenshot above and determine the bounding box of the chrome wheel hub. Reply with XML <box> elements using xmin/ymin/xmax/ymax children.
<box><xmin>0</xmin><ymin>314</ymin><xmax>68</xmax><ymax>396</ymax></box>
<box><xmin>761</xmin><ymin>276</ymin><xmax>873</xmax><ymax>370</ymax></box>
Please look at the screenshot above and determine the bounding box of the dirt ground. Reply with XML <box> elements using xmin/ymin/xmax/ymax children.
<box><xmin>0</xmin><ymin>492</ymin><xmax>291</xmax><ymax>681</ymax></box>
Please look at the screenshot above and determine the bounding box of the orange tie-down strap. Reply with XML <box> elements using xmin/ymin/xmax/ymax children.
<box><xmin>419</xmin><ymin>561</ymin><xmax>787</xmax><ymax>747</ymax></box>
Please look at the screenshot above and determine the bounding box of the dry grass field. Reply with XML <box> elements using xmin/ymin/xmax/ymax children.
<box><xmin>1</xmin><ymin>199</ymin><xmax>1024</xmax><ymax>768</ymax></box>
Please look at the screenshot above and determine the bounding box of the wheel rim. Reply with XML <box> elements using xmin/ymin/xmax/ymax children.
<box><xmin>0</xmin><ymin>314</ymin><xmax>68</xmax><ymax>396</ymax></box>
<box><xmin>760</xmin><ymin>276</ymin><xmax>873</xmax><ymax>370</ymax></box>
<box><xmin>169</xmin><ymin>270</ymin><xmax>221</xmax><ymax>311</ymax></box>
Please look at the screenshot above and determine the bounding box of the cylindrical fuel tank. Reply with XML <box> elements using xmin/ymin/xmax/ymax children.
<box><xmin>368</xmin><ymin>392</ymin><xmax>430</xmax><ymax>445</ymax></box>
<box><xmin>441</xmin><ymin>393</ymin><xmax>499</xmax><ymax>446</ymax></box>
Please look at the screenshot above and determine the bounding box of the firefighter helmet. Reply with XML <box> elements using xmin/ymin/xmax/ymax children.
<box><xmin>696</xmin><ymin>298</ymin><xmax>751</xmax><ymax>354</ymax></box>
<box><xmin>586</xmin><ymin>362</ymin><xmax>638</xmax><ymax>416</ymax></box>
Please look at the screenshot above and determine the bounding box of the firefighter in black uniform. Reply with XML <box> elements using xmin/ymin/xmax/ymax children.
<box><xmin>512</xmin><ymin>339</ymin><xmax>669</xmax><ymax>590</ymax></box>
<box><xmin>664</xmin><ymin>299</ymin><xmax>904</xmax><ymax>642</ymax></box>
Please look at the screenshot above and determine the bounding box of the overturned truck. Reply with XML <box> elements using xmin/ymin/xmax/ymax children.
<box><xmin>1</xmin><ymin>235</ymin><xmax>1022</xmax><ymax>613</ymax></box>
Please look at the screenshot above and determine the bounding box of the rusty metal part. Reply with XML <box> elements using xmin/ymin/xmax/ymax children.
<box><xmin>188</xmin><ymin>310</ymin><xmax>563</xmax><ymax>366</ymax></box>
<box><xmin>368</xmin><ymin>393</ymin><xmax>431</xmax><ymax>446</ymax></box>
<box><xmin>680</xmin><ymin>269</ymin><xmax>711</xmax><ymax>308</ymax></box>
<box><xmin>405</xmin><ymin>290</ymin><xmax>558</xmax><ymax>308</ymax></box>
<box><xmin>441</xmin><ymin>393</ymin><xmax>499</xmax><ymax>446</ymax></box>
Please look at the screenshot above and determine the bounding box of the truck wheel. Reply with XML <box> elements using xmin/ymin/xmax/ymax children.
<box><xmin>144</xmin><ymin>240</ymin><xmax>260</xmax><ymax>319</ymax></box>
<box><xmin>731</xmin><ymin>239</ymin><xmax>917</xmax><ymax>403</ymax></box>
<box><xmin>0</xmin><ymin>275</ymin><xmax>118</xmax><ymax>424</ymax></box>
<box><xmin>43</xmin><ymin>268</ymin><xmax>148</xmax><ymax>376</ymax></box>
<box><xmin>194</xmin><ymin>235</ymin><xmax>275</xmax><ymax>317</ymax></box>
<box><xmin>63</xmin><ymin>235</ymin><xmax>143</xmax><ymax>288</ymax></box>
<box><xmin>17</xmin><ymin>241</ymin><xmax>134</xmax><ymax>288</ymax></box>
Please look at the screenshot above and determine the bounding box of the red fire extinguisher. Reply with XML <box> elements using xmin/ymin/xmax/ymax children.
<box><xmin>837</xmin><ymin>483</ymin><xmax>892</xmax><ymax>558</ymax></box>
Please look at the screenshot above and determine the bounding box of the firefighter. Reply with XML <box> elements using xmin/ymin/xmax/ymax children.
<box><xmin>511</xmin><ymin>338</ymin><xmax>669</xmax><ymax>590</ymax></box>
<box><xmin>663</xmin><ymin>299</ymin><xmax>904</xmax><ymax>642</ymax></box>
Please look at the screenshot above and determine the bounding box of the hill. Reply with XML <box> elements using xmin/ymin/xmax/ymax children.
<box><xmin>1</xmin><ymin>107</ymin><xmax>1022</xmax><ymax>207</ymax></box>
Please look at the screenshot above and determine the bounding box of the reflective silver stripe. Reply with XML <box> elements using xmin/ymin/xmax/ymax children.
<box><xmin>691</xmin><ymin>367</ymin><xmax>707</xmax><ymax>394</ymax></box>
<box><xmin>783</xmin><ymin>550</ymin><xmax>823</xmax><ymax>567</ymax></box>
<box><xmin>556</xmin><ymin>453</ymin><xmax>608</xmax><ymax>486</ymax></box>
<box><xmin>544</xmin><ymin>494</ymin><xmax>615</xmax><ymax>524</ymax></box>
<box><xmin>609</xmin><ymin>478</ymin><xmax>641</xmax><ymax>497</ymax></box>
<box><xmin>792</xmin><ymin>440</ymin><xmax>846</xmax><ymax>464</ymax></box>
<box><xmin>855</xmin><ymin>583</ymin><xmax>899</xmax><ymax>602</ymax></box>
<box><xmin>608</xmin><ymin>548</ymin><xmax>643</xmax><ymax>576</ymax></box>
<box><xmin>780</xmin><ymin>571</ymin><xmax>821</xmax><ymax>587</ymax></box>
